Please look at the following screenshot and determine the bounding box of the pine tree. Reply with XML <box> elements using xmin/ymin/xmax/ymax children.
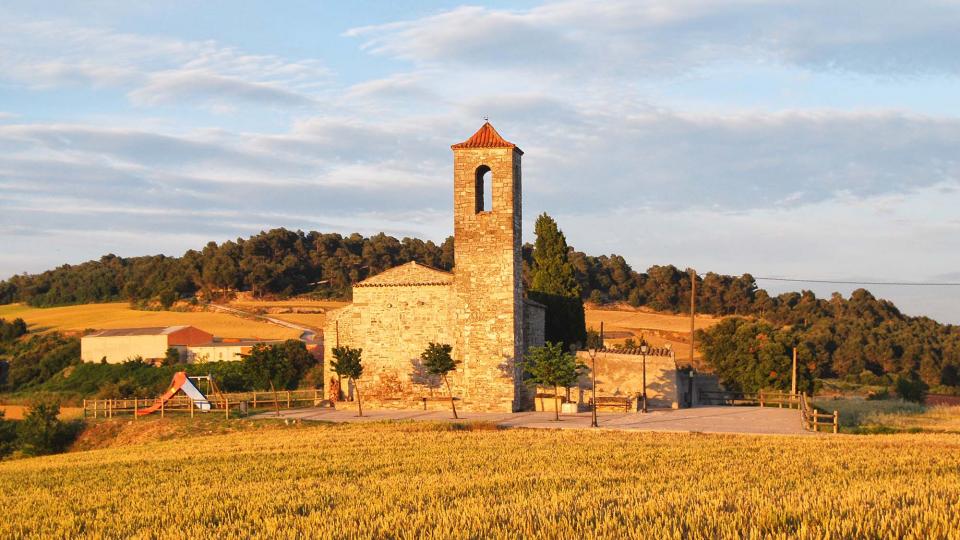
<box><xmin>531</xmin><ymin>213</ymin><xmax>580</xmax><ymax>297</ymax></box>
<box><xmin>529</xmin><ymin>213</ymin><xmax>587</xmax><ymax>349</ymax></box>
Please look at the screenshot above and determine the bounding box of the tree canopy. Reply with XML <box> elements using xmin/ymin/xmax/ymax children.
<box><xmin>419</xmin><ymin>342</ymin><xmax>460</xmax><ymax>418</ymax></box>
<box><xmin>524</xmin><ymin>341</ymin><xmax>585</xmax><ymax>420</ymax></box>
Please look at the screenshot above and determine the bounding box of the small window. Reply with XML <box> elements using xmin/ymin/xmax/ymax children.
<box><xmin>475</xmin><ymin>165</ymin><xmax>492</xmax><ymax>213</ymax></box>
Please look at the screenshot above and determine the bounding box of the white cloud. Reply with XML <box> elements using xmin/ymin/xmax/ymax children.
<box><xmin>0</xmin><ymin>17</ymin><xmax>328</xmax><ymax>109</ymax></box>
<box><xmin>3</xmin><ymin>1</ymin><xmax>960</xmax><ymax>322</ymax></box>
<box><xmin>129</xmin><ymin>70</ymin><xmax>317</xmax><ymax>107</ymax></box>
<box><xmin>347</xmin><ymin>0</ymin><xmax>960</xmax><ymax>76</ymax></box>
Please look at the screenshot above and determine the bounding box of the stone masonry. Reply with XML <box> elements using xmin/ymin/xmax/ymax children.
<box><xmin>324</xmin><ymin>123</ymin><xmax>545</xmax><ymax>412</ymax></box>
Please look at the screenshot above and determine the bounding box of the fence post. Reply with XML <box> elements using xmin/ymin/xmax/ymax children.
<box><xmin>134</xmin><ymin>399</ymin><xmax>138</xmax><ymax>419</ymax></box>
<box><xmin>83</xmin><ymin>399</ymin><xmax>87</xmax><ymax>419</ymax></box>
<box><xmin>190</xmin><ymin>399</ymin><xmax>195</xmax><ymax>418</ymax></box>
<box><xmin>108</xmin><ymin>399</ymin><xmax>113</xmax><ymax>419</ymax></box>
<box><xmin>833</xmin><ymin>410</ymin><xmax>838</xmax><ymax>434</ymax></box>
<box><xmin>759</xmin><ymin>391</ymin><xmax>764</xmax><ymax>407</ymax></box>
<box><xmin>287</xmin><ymin>391</ymin><xmax>291</xmax><ymax>409</ymax></box>
<box><xmin>225</xmin><ymin>396</ymin><xmax>230</xmax><ymax>419</ymax></box>
<box><xmin>253</xmin><ymin>391</ymin><xmax>257</xmax><ymax>408</ymax></box>
<box><xmin>813</xmin><ymin>412</ymin><xmax>818</xmax><ymax>432</ymax></box>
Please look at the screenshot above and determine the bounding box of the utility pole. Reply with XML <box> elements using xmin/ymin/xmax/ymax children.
<box><xmin>791</xmin><ymin>347</ymin><xmax>798</xmax><ymax>395</ymax></box>
<box><xmin>689</xmin><ymin>268</ymin><xmax>696</xmax><ymax>366</ymax></box>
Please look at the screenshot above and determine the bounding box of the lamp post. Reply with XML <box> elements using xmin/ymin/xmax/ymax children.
<box><xmin>587</xmin><ymin>322</ymin><xmax>604</xmax><ymax>428</ymax></box>
<box><xmin>587</xmin><ymin>344</ymin><xmax>598</xmax><ymax>428</ymax></box>
<box><xmin>640</xmin><ymin>343</ymin><xmax>649</xmax><ymax>413</ymax></box>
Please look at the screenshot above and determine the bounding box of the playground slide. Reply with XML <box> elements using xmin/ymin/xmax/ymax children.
<box><xmin>136</xmin><ymin>371</ymin><xmax>212</xmax><ymax>416</ymax></box>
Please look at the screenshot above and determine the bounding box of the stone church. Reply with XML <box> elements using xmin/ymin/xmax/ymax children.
<box><xmin>324</xmin><ymin>123</ymin><xmax>546</xmax><ymax>412</ymax></box>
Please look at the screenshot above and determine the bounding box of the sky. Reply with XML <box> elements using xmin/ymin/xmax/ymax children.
<box><xmin>1</xmin><ymin>0</ymin><xmax>959</xmax><ymax>323</ymax></box>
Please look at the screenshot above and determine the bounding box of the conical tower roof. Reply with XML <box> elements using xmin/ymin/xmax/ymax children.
<box><xmin>451</xmin><ymin>122</ymin><xmax>522</xmax><ymax>154</ymax></box>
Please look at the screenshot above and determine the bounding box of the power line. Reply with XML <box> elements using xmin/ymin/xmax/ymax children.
<box><xmin>752</xmin><ymin>276</ymin><xmax>960</xmax><ymax>287</ymax></box>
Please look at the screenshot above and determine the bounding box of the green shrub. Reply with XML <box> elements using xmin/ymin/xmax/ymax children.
<box><xmin>16</xmin><ymin>399</ymin><xmax>83</xmax><ymax>456</ymax></box>
<box><xmin>895</xmin><ymin>374</ymin><xmax>928</xmax><ymax>403</ymax></box>
<box><xmin>0</xmin><ymin>411</ymin><xmax>16</xmax><ymax>459</ymax></box>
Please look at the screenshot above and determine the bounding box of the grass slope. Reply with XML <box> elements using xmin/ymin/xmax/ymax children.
<box><xmin>1</xmin><ymin>422</ymin><xmax>957</xmax><ymax>538</ymax></box>
<box><xmin>0</xmin><ymin>303</ymin><xmax>299</xmax><ymax>340</ymax></box>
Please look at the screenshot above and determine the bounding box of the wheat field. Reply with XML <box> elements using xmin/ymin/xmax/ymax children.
<box><xmin>1</xmin><ymin>422</ymin><xmax>957</xmax><ymax>539</ymax></box>
<box><xmin>0</xmin><ymin>303</ymin><xmax>299</xmax><ymax>340</ymax></box>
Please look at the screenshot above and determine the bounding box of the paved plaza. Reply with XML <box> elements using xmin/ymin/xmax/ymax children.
<box><xmin>253</xmin><ymin>405</ymin><xmax>812</xmax><ymax>436</ymax></box>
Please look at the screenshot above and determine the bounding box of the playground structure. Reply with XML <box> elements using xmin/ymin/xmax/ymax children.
<box><xmin>83</xmin><ymin>372</ymin><xmax>326</xmax><ymax>420</ymax></box>
<box><xmin>135</xmin><ymin>372</ymin><xmax>215</xmax><ymax>416</ymax></box>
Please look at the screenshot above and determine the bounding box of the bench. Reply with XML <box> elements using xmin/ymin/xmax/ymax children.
<box><xmin>590</xmin><ymin>396</ymin><xmax>633</xmax><ymax>412</ymax></box>
<box><xmin>420</xmin><ymin>396</ymin><xmax>460</xmax><ymax>410</ymax></box>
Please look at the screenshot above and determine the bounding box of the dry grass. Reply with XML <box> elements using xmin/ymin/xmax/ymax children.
<box><xmin>230</xmin><ymin>299</ymin><xmax>348</xmax><ymax>310</ymax></box>
<box><xmin>585</xmin><ymin>305</ymin><xmax>723</xmax><ymax>355</ymax></box>
<box><xmin>813</xmin><ymin>398</ymin><xmax>960</xmax><ymax>433</ymax></box>
<box><xmin>0</xmin><ymin>422</ymin><xmax>957</xmax><ymax>538</ymax></box>
<box><xmin>0</xmin><ymin>303</ymin><xmax>299</xmax><ymax>340</ymax></box>
<box><xmin>229</xmin><ymin>299</ymin><xmax>348</xmax><ymax>329</ymax></box>
<box><xmin>0</xmin><ymin>405</ymin><xmax>83</xmax><ymax>420</ymax></box>
<box><xmin>862</xmin><ymin>405</ymin><xmax>960</xmax><ymax>433</ymax></box>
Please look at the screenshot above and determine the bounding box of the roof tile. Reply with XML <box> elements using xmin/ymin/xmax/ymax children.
<box><xmin>451</xmin><ymin>122</ymin><xmax>522</xmax><ymax>153</ymax></box>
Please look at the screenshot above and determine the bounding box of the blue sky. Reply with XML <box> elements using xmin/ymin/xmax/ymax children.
<box><xmin>2</xmin><ymin>1</ymin><xmax>959</xmax><ymax>322</ymax></box>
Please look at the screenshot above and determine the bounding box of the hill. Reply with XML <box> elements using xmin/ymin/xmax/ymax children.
<box><xmin>1</xmin><ymin>421</ymin><xmax>957</xmax><ymax>537</ymax></box>
<box><xmin>1</xmin><ymin>226</ymin><xmax>958</xmax><ymax>392</ymax></box>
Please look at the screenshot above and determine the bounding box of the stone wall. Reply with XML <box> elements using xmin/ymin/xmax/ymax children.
<box><xmin>324</xmin><ymin>283</ymin><xmax>456</xmax><ymax>403</ymax></box>
<box><xmin>576</xmin><ymin>350</ymin><xmax>681</xmax><ymax>409</ymax></box>
<box><xmin>523</xmin><ymin>301</ymin><xmax>546</xmax><ymax>351</ymax></box>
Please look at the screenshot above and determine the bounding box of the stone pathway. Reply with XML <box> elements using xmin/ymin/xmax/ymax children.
<box><xmin>252</xmin><ymin>405</ymin><xmax>813</xmax><ymax>436</ymax></box>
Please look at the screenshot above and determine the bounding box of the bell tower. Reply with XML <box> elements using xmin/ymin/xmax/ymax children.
<box><xmin>451</xmin><ymin>122</ymin><xmax>525</xmax><ymax>411</ymax></box>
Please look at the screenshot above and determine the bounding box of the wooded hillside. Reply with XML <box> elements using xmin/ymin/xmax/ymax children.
<box><xmin>1</xmin><ymin>227</ymin><xmax>957</xmax><ymax>390</ymax></box>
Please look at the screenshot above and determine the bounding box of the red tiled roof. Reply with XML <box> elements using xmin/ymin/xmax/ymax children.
<box><xmin>451</xmin><ymin>122</ymin><xmax>522</xmax><ymax>153</ymax></box>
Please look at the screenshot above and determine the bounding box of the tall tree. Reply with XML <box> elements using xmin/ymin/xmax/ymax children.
<box><xmin>529</xmin><ymin>213</ymin><xmax>587</xmax><ymax>348</ymax></box>
<box><xmin>331</xmin><ymin>346</ymin><xmax>365</xmax><ymax>417</ymax></box>
<box><xmin>419</xmin><ymin>342</ymin><xmax>460</xmax><ymax>419</ymax></box>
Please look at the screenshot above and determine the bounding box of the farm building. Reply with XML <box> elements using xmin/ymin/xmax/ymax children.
<box><xmin>325</xmin><ymin>122</ymin><xmax>546</xmax><ymax>412</ymax></box>
<box><xmin>186</xmin><ymin>340</ymin><xmax>284</xmax><ymax>363</ymax></box>
<box><xmin>81</xmin><ymin>325</ymin><xmax>214</xmax><ymax>363</ymax></box>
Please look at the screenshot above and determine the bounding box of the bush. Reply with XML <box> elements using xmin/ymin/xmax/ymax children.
<box><xmin>0</xmin><ymin>411</ymin><xmax>16</xmax><ymax>459</ymax></box>
<box><xmin>894</xmin><ymin>374</ymin><xmax>928</xmax><ymax>403</ymax></box>
<box><xmin>16</xmin><ymin>399</ymin><xmax>82</xmax><ymax>456</ymax></box>
<box><xmin>242</xmin><ymin>340</ymin><xmax>317</xmax><ymax>390</ymax></box>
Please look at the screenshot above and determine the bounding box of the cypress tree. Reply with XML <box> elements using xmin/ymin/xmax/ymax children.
<box><xmin>529</xmin><ymin>213</ymin><xmax>587</xmax><ymax>349</ymax></box>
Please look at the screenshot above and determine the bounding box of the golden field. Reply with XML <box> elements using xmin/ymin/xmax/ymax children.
<box><xmin>1</xmin><ymin>422</ymin><xmax>958</xmax><ymax>539</ymax></box>
<box><xmin>0</xmin><ymin>300</ymin><xmax>716</xmax><ymax>349</ymax></box>
<box><xmin>585</xmin><ymin>305</ymin><xmax>722</xmax><ymax>356</ymax></box>
<box><xmin>0</xmin><ymin>405</ymin><xmax>83</xmax><ymax>420</ymax></box>
<box><xmin>229</xmin><ymin>299</ymin><xmax>348</xmax><ymax>329</ymax></box>
<box><xmin>0</xmin><ymin>303</ymin><xmax>299</xmax><ymax>340</ymax></box>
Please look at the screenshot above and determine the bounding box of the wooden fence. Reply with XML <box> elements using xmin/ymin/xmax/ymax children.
<box><xmin>83</xmin><ymin>388</ymin><xmax>325</xmax><ymax>420</ymax></box>
<box><xmin>698</xmin><ymin>390</ymin><xmax>800</xmax><ymax>409</ymax></box>
<box><xmin>699</xmin><ymin>389</ymin><xmax>838</xmax><ymax>433</ymax></box>
<box><xmin>799</xmin><ymin>392</ymin><xmax>839</xmax><ymax>434</ymax></box>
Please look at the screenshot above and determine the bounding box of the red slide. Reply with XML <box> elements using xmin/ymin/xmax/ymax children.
<box><xmin>137</xmin><ymin>371</ymin><xmax>191</xmax><ymax>416</ymax></box>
